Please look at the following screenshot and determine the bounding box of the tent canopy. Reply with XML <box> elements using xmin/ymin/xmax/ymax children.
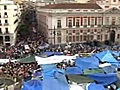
<box><xmin>88</xmin><ymin>83</ymin><xmax>106</xmax><ymax>90</ymax></box>
<box><xmin>75</xmin><ymin>56</ymin><xmax>99</xmax><ymax>70</ymax></box>
<box><xmin>18</xmin><ymin>55</ymin><xmax>36</xmax><ymax>63</ymax></box>
<box><xmin>66</xmin><ymin>67</ymin><xmax>83</xmax><ymax>75</ymax></box>
<box><xmin>94</xmin><ymin>50</ymin><xmax>118</xmax><ymax>65</ymax></box>
<box><xmin>88</xmin><ymin>73</ymin><xmax>118</xmax><ymax>85</ymax></box>
<box><xmin>22</xmin><ymin>80</ymin><xmax>42</xmax><ymax>90</ymax></box>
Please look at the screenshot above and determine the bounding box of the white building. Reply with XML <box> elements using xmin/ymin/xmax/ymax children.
<box><xmin>36</xmin><ymin>0</ymin><xmax>120</xmax><ymax>45</ymax></box>
<box><xmin>0</xmin><ymin>1</ymin><xmax>21</xmax><ymax>46</ymax></box>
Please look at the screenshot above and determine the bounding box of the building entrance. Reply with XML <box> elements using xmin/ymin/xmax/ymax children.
<box><xmin>109</xmin><ymin>30</ymin><xmax>115</xmax><ymax>43</ymax></box>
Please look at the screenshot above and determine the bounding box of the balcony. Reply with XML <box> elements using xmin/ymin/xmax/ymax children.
<box><xmin>90</xmin><ymin>25</ymin><xmax>94</xmax><ymax>27</ymax></box>
<box><xmin>4</xmin><ymin>23</ymin><xmax>9</xmax><ymax>26</ymax></box>
<box><xmin>83</xmin><ymin>25</ymin><xmax>87</xmax><ymax>27</ymax></box>
<box><xmin>98</xmin><ymin>25</ymin><xmax>101</xmax><ymax>27</ymax></box>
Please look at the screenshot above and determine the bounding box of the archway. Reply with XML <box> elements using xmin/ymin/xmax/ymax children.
<box><xmin>110</xmin><ymin>30</ymin><xmax>115</xmax><ymax>43</ymax></box>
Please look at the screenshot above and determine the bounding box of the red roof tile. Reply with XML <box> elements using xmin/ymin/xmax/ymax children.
<box><xmin>40</xmin><ymin>3</ymin><xmax>102</xmax><ymax>9</ymax></box>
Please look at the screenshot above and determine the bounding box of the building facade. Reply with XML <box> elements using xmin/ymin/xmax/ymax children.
<box><xmin>0</xmin><ymin>1</ymin><xmax>21</xmax><ymax>46</ymax></box>
<box><xmin>36</xmin><ymin>0</ymin><xmax>120</xmax><ymax>45</ymax></box>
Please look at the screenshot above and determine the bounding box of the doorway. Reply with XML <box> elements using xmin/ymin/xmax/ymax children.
<box><xmin>110</xmin><ymin>30</ymin><xmax>115</xmax><ymax>43</ymax></box>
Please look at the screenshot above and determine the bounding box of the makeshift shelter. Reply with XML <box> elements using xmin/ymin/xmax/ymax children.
<box><xmin>75</xmin><ymin>56</ymin><xmax>99</xmax><ymax>70</ymax></box>
<box><xmin>87</xmin><ymin>83</ymin><xmax>106</xmax><ymax>90</ymax></box>
<box><xmin>88</xmin><ymin>73</ymin><xmax>118</xmax><ymax>85</ymax></box>
<box><xmin>18</xmin><ymin>55</ymin><xmax>36</xmax><ymax>63</ymax></box>
<box><xmin>41</xmin><ymin>64</ymin><xmax>69</xmax><ymax>90</ymax></box>
<box><xmin>94</xmin><ymin>50</ymin><xmax>118</xmax><ymax>66</ymax></box>
<box><xmin>22</xmin><ymin>80</ymin><xmax>42</xmax><ymax>90</ymax></box>
<box><xmin>66</xmin><ymin>67</ymin><xmax>83</xmax><ymax>75</ymax></box>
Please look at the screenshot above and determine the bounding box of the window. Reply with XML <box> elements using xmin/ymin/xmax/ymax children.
<box><xmin>105</xmin><ymin>17</ymin><xmax>109</xmax><ymax>25</ymax></box>
<box><xmin>4</xmin><ymin>12</ymin><xmax>7</xmax><ymax>15</ymax></box>
<box><xmin>111</xmin><ymin>17</ymin><xmax>116</xmax><ymax>25</ymax></box>
<box><xmin>69</xmin><ymin>36</ymin><xmax>72</xmax><ymax>42</ymax></box>
<box><xmin>57</xmin><ymin>20</ymin><xmax>61</xmax><ymax>28</ymax></box>
<box><xmin>105</xmin><ymin>34</ymin><xmax>108</xmax><ymax>40</ymax></box>
<box><xmin>98</xmin><ymin>18</ymin><xmax>102</xmax><ymax>25</ymax></box>
<box><xmin>4</xmin><ymin>12</ymin><xmax>8</xmax><ymax>18</ymax></box>
<box><xmin>97</xmin><ymin>35</ymin><xmax>100</xmax><ymax>40</ymax></box>
<box><xmin>4</xmin><ymin>5</ymin><xmax>7</xmax><ymax>10</ymax></box>
<box><xmin>90</xmin><ymin>18</ymin><xmax>94</xmax><ymax>25</ymax></box>
<box><xmin>5</xmin><ymin>20</ymin><xmax>8</xmax><ymax>23</ymax></box>
<box><xmin>105</xmin><ymin>6</ymin><xmax>109</xmax><ymax>8</ymax></box>
<box><xmin>73</xmin><ymin>36</ymin><xmax>75</xmax><ymax>42</ymax></box>
<box><xmin>84</xmin><ymin>18</ymin><xmax>87</xmax><ymax>25</ymax></box>
<box><xmin>5</xmin><ymin>28</ymin><xmax>9</xmax><ymax>33</ymax></box>
<box><xmin>66</xmin><ymin>36</ymin><xmax>68</xmax><ymax>42</ymax></box>
<box><xmin>68</xmin><ymin>19</ymin><xmax>72</xmax><ymax>27</ymax></box>
<box><xmin>118</xmin><ymin>17</ymin><xmax>120</xmax><ymax>24</ymax></box>
<box><xmin>83</xmin><ymin>36</ymin><xmax>87</xmax><ymax>41</ymax></box>
<box><xmin>57</xmin><ymin>37</ymin><xmax>61</xmax><ymax>43</ymax></box>
<box><xmin>76</xmin><ymin>36</ymin><xmax>79</xmax><ymax>41</ymax></box>
<box><xmin>5</xmin><ymin>36</ymin><xmax>10</xmax><ymax>41</ymax></box>
<box><xmin>80</xmin><ymin>35</ymin><xmax>82</xmax><ymax>41</ymax></box>
<box><xmin>57</xmin><ymin>31</ymin><xmax>61</xmax><ymax>36</ymax></box>
<box><xmin>117</xmin><ymin>34</ymin><xmax>120</xmax><ymax>39</ymax></box>
<box><xmin>76</xmin><ymin>19</ymin><xmax>80</xmax><ymax>27</ymax></box>
<box><xmin>0</xmin><ymin>28</ymin><xmax>2</xmax><ymax>33</ymax></box>
<box><xmin>90</xmin><ymin>35</ymin><xmax>94</xmax><ymax>40</ymax></box>
<box><xmin>113</xmin><ymin>0</ymin><xmax>116</xmax><ymax>2</ymax></box>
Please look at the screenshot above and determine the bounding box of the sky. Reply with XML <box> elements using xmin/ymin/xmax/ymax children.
<box><xmin>76</xmin><ymin>0</ymin><xmax>88</xmax><ymax>3</ymax></box>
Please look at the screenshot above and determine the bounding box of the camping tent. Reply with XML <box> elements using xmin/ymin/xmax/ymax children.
<box><xmin>94</xmin><ymin>50</ymin><xmax>118</xmax><ymax>66</ymax></box>
<box><xmin>87</xmin><ymin>83</ymin><xmax>105</xmax><ymax>90</ymax></box>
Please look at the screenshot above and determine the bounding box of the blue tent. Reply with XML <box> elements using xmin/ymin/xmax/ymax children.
<box><xmin>66</xmin><ymin>66</ymin><xmax>83</xmax><ymax>75</ymax></box>
<box><xmin>33</xmin><ymin>71</ymin><xmax>42</xmax><ymax>77</ymax></box>
<box><xmin>88</xmin><ymin>83</ymin><xmax>106</xmax><ymax>90</ymax></box>
<box><xmin>102</xmin><ymin>65</ymin><xmax>116</xmax><ymax>74</ymax></box>
<box><xmin>75</xmin><ymin>56</ymin><xmax>99</xmax><ymax>70</ymax></box>
<box><xmin>41</xmin><ymin>64</ymin><xmax>69</xmax><ymax>90</ymax></box>
<box><xmin>22</xmin><ymin>80</ymin><xmax>42</xmax><ymax>90</ymax></box>
<box><xmin>94</xmin><ymin>50</ymin><xmax>118</xmax><ymax>66</ymax></box>
<box><xmin>88</xmin><ymin>73</ymin><xmax>118</xmax><ymax>85</ymax></box>
<box><xmin>41</xmin><ymin>52</ymin><xmax>63</xmax><ymax>57</ymax></box>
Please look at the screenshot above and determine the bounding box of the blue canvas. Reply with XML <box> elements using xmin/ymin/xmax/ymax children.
<box><xmin>22</xmin><ymin>80</ymin><xmax>42</xmax><ymax>90</ymax></box>
<box><xmin>88</xmin><ymin>83</ymin><xmax>106</xmax><ymax>90</ymax></box>
<box><xmin>88</xmin><ymin>73</ymin><xmax>118</xmax><ymax>85</ymax></box>
<box><xmin>66</xmin><ymin>66</ymin><xmax>83</xmax><ymax>75</ymax></box>
<box><xmin>75</xmin><ymin>56</ymin><xmax>99</xmax><ymax>70</ymax></box>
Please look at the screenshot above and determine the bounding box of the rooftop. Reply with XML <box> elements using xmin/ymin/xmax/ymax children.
<box><xmin>40</xmin><ymin>3</ymin><xmax>102</xmax><ymax>9</ymax></box>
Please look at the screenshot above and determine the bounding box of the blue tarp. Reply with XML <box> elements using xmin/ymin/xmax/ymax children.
<box><xmin>66</xmin><ymin>66</ymin><xmax>83</xmax><ymax>75</ymax></box>
<box><xmin>42</xmin><ymin>52</ymin><xmax>63</xmax><ymax>57</ymax></box>
<box><xmin>88</xmin><ymin>73</ymin><xmax>118</xmax><ymax>85</ymax></box>
<box><xmin>41</xmin><ymin>64</ymin><xmax>69</xmax><ymax>90</ymax></box>
<box><xmin>102</xmin><ymin>66</ymin><xmax>116</xmax><ymax>74</ymax></box>
<box><xmin>88</xmin><ymin>83</ymin><xmax>106</xmax><ymax>90</ymax></box>
<box><xmin>75</xmin><ymin>56</ymin><xmax>99</xmax><ymax>70</ymax></box>
<box><xmin>41</xmin><ymin>64</ymin><xmax>56</xmax><ymax>78</ymax></box>
<box><xmin>94</xmin><ymin>50</ymin><xmax>118</xmax><ymax>66</ymax></box>
<box><xmin>33</xmin><ymin>71</ymin><xmax>42</xmax><ymax>77</ymax></box>
<box><xmin>42</xmin><ymin>69</ymin><xmax>69</xmax><ymax>90</ymax></box>
<box><xmin>22</xmin><ymin>80</ymin><xmax>42</xmax><ymax>90</ymax></box>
